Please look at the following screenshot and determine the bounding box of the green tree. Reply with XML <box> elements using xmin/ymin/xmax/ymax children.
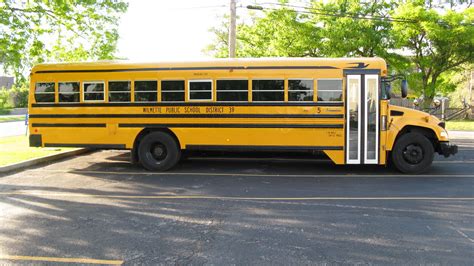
<box><xmin>205</xmin><ymin>15</ymin><xmax>231</xmax><ymax>58</ymax></box>
<box><xmin>206</xmin><ymin>1</ymin><xmax>407</xmax><ymax>67</ymax></box>
<box><xmin>237</xmin><ymin>8</ymin><xmax>320</xmax><ymax>57</ymax></box>
<box><xmin>205</xmin><ymin>8</ymin><xmax>321</xmax><ymax>58</ymax></box>
<box><xmin>310</xmin><ymin>0</ymin><xmax>408</xmax><ymax>70</ymax></box>
<box><xmin>392</xmin><ymin>1</ymin><xmax>474</xmax><ymax>108</ymax></box>
<box><xmin>0</xmin><ymin>0</ymin><xmax>128</xmax><ymax>83</ymax></box>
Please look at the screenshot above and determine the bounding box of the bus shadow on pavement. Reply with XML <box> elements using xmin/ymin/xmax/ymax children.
<box><xmin>78</xmin><ymin>150</ymin><xmax>404</xmax><ymax>177</ymax></box>
<box><xmin>85</xmin><ymin>148</ymin><xmax>473</xmax><ymax>178</ymax></box>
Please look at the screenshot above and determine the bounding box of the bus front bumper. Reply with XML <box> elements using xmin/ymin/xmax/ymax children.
<box><xmin>439</xmin><ymin>142</ymin><xmax>458</xmax><ymax>158</ymax></box>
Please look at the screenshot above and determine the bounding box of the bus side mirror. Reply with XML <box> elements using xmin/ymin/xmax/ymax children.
<box><xmin>385</xmin><ymin>83</ymin><xmax>391</xmax><ymax>99</ymax></box>
<box><xmin>401</xmin><ymin>80</ymin><xmax>408</xmax><ymax>98</ymax></box>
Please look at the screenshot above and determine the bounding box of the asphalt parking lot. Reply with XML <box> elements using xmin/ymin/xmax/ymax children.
<box><xmin>0</xmin><ymin>138</ymin><xmax>473</xmax><ymax>265</ymax></box>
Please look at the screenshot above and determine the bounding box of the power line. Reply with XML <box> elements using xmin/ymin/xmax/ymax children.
<box><xmin>246</xmin><ymin>3</ymin><xmax>416</xmax><ymax>24</ymax></box>
<box><xmin>245</xmin><ymin>2</ymin><xmax>473</xmax><ymax>26</ymax></box>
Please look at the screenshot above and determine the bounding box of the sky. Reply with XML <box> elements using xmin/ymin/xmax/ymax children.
<box><xmin>115</xmin><ymin>0</ymin><xmax>470</xmax><ymax>62</ymax></box>
<box><xmin>116</xmin><ymin>0</ymin><xmax>241</xmax><ymax>61</ymax></box>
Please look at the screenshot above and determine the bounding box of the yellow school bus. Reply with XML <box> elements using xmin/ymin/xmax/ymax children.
<box><xmin>28</xmin><ymin>58</ymin><xmax>457</xmax><ymax>173</ymax></box>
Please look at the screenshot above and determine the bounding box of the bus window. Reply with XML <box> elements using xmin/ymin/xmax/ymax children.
<box><xmin>252</xmin><ymin>80</ymin><xmax>284</xmax><ymax>102</ymax></box>
<box><xmin>216</xmin><ymin>80</ymin><xmax>248</xmax><ymax>102</ymax></box>
<box><xmin>161</xmin><ymin>80</ymin><xmax>185</xmax><ymax>102</ymax></box>
<box><xmin>109</xmin><ymin>81</ymin><xmax>131</xmax><ymax>102</ymax></box>
<box><xmin>83</xmin><ymin>82</ymin><xmax>105</xmax><ymax>102</ymax></box>
<box><xmin>35</xmin><ymin>82</ymin><xmax>55</xmax><ymax>103</ymax></box>
<box><xmin>317</xmin><ymin>79</ymin><xmax>342</xmax><ymax>101</ymax></box>
<box><xmin>58</xmin><ymin>82</ymin><xmax>80</xmax><ymax>103</ymax></box>
<box><xmin>189</xmin><ymin>80</ymin><xmax>212</xmax><ymax>101</ymax></box>
<box><xmin>134</xmin><ymin>80</ymin><xmax>157</xmax><ymax>102</ymax></box>
<box><xmin>288</xmin><ymin>79</ymin><xmax>313</xmax><ymax>102</ymax></box>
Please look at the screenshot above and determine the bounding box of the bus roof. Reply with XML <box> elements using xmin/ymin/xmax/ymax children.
<box><xmin>31</xmin><ymin>57</ymin><xmax>387</xmax><ymax>74</ymax></box>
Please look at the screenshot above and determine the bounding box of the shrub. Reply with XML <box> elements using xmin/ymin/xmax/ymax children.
<box><xmin>10</xmin><ymin>85</ymin><xmax>29</xmax><ymax>108</ymax></box>
<box><xmin>0</xmin><ymin>85</ymin><xmax>29</xmax><ymax>110</ymax></box>
<box><xmin>0</xmin><ymin>88</ymin><xmax>12</xmax><ymax>109</ymax></box>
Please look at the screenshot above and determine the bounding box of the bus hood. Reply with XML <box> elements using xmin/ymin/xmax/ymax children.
<box><xmin>389</xmin><ymin>105</ymin><xmax>449</xmax><ymax>141</ymax></box>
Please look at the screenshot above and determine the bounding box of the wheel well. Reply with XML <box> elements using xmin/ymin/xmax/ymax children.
<box><xmin>132</xmin><ymin>128</ymin><xmax>181</xmax><ymax>162</ymax></box>
<box><xmin>395</xmin><ymin>125</ymin><xmax>439</xmax><ymax>151</ymax></box>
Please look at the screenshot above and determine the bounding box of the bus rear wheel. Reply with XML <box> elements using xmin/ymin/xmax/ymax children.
<box><xmin>391</xmin><ymin>132</ymin><xmax>434</xmax><ymax>174</ymax></box>
<box><xmin>138</xmin><ymin>131</ymin><xmax>180</xmax><ymax>171</ymax></box>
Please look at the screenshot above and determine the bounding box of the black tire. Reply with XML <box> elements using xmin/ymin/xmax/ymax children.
<box><xmin>391</xmin><ymin>132</ymin><xmax>434</xmax><ymax>174</ymax></box>
<box><xmin>138</xmin><ymin>131</ymin><xmax>180</xmax><ymax>171</ymax></box>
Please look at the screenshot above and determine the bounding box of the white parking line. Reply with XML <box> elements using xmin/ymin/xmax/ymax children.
<box><xmin>434</xmin><ymin>160</ymin><xmax>474</xmax><ymax>164</ymax></box>
<box><xmin>0</xmin><ymin>255</ymin><xmax>122</xmax><ymax>265</ymax></box>
<box><xmin>28</xmin><ymin>169</ymin><xmax>474</xmax><ymax>178</ymax></box>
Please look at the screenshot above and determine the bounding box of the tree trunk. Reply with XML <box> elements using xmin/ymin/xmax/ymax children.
<box><xmin>422</xmin><ymin>77</ymin><xmax>438</xmax><ymax>110</ymax></box>
<box><xmin>423</xmin><ymin>96</ymin><xmax>433</xmax><ymax>110</ymax></box>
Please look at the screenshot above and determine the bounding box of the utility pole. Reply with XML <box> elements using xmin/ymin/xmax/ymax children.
<box><xmin>229</xmin><ymin>0</ymin><xmax>236</xmax><ymax>58</ymax></box>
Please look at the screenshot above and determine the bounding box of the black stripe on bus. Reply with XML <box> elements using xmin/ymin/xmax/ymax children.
<box><xmin>118</xmin><ymin>123</ymin><xmax>343</xmax><ymax>129</ymax></box>
<box><xmin>31</xmin><ymin>102</ymin><xmax>344</xmax><ymax>107</ymax></box>
<box><xmin>28</xmin><ymin>114</ymin><xmax>344</xmax><ymax>119</ymax></box>
<box><xmin>44</xmin><ymin>143</ymin><xmax>126</xmax><ymax>149</ymax></box>
<box><xmin>390</xmin><ymin>110</ymin><xmax>404</xmax><ymax>116</ymax></box>
<box><xmin>32</xmin><ymin>123</ymin><xmax>106</xmax><ymax>128</ymax></box>
<box><xmin>186</xmin><ymin>145</ymin><xmax>343</xmax><ymax>151</ymax></box>
<box><xmin>34</xmin><ymin>65</ymin><xmax>338</xmax><ymax>74</ymax></box>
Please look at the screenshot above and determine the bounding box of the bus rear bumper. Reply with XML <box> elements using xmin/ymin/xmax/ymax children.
<box><xmin>438</xmin><ymin>142</ymin><xmax>458</xmax><ymax>158</ymax></box>
<box><xmin>29</xmin><ymin>134</ymin><xmax>42</xmax><ymax>147</ymax></box>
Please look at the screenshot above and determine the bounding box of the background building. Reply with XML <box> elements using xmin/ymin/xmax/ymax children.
<box><xmin>0</xmin><ymin>76</ymin><xmax>14</xmax><ymax>90</ymax></box>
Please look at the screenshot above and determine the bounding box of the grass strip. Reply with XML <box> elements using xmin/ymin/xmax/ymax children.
<box><xmin>446</xmin><ymin>120</ymin><xmax>474</xmax><ymax>131</ymax></box>
<box><xmin>0</xmin><ymin>135</ymin><xmax>74</xmax><ymax>166</ymax></box>
<box><xmin>0</xmin><ymin>115</ymin><xmax>25</xmax><ymax>123</ymax></box>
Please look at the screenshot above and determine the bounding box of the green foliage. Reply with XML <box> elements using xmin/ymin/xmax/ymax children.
<box><xmin>0</xmin><ymin>108</ymin><xmax>11</xmax><ymax>115</ymax></box>
<box><xmin>0</xmin><ymin>0</ymin><xmax>128</xmax><ymax>82</ymax></box>
<box><xmin>447</xmin><ymin>67</ymin><xmax>473</xmax><ymax>108</ymax></box>
<box><xmin>0</xmin><ymin>85</ymin><xmax>29</xmax><ymax>109</ymax></box>
<box><xmin>205</xmin><ymin>9</ymin><xmax>320</xmax><ymax>58</ymax></box>
<box><xmin>391</xmin><ymin>0</ymin><xmax>474</xmax><ymax>107</ymax></box>
<box><xmin>0</xmin><ymin>88</ymin><xmax>11</xmax><ymax>109</ymax></box>
<box><xmin>206</xmin><ymin>0</ymin><xmax>473</xmax><ymax>105</ymax></box>
<box><xmin>310</xmin><ymin>0</ymin><xmax>411</xmax><ymax>71</ymax></box>
<box><xmin>9</xmin><ymin>85</ymin><xmax>29</xmax><ymax>108</ymax></box>
<box><xmin>204</xmin><ymin>15</ymin><xmax>231</xmax><ymax>58</ymax></box>
<box><xmin>239</xmin><ymin>9</ymin><xmax>320</xmax><ymax>57</ymax></box>
<box><xmin>206</xmin><ymin>9</ymin><xmax>320</xmax><ymax>58</ymax></box>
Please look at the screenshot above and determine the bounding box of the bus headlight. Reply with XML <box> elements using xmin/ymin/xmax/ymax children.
<box><xmin>440</xmin><ymin>130</ymin><xmax>448</xmax><ymax>139</ymax></box>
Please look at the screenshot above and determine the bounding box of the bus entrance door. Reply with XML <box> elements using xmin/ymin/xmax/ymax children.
<box><xmin>346</xmin><ymin>74</ymin><xmax>379</xmax><ymax>164</ymax></box>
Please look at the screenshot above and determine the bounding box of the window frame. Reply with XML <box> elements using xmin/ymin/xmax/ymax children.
<box><xmin>188</xmin><ymin>79</ymin><xmax>213</xmax><ymax>102</ymax></box>
<box><xmin>34</xmin><ymin>82</ymin><xmax>56</xmax><ymax>104</ymax></box>
<box><xmin>161</xmin><ymin>79</ymin><xmax>186</xmax><ymax>102</ymax></box>
<box><xmin>134</xmin><ymin>79</ymin><xmax>158</xmax><ymax>103</ymax></box>
<box><xmin>108</xmin><ymin>80</ymin><xmax>131</xmax><ymax>103</ymax></box>
<box><xmin>83</xmin><ymin>81</ymin><xmax>105</xmax><ymax>102</ymax></box>
<box><xmin>317</xmin><ymin>78</ymin><xmax>343</xmax><ymax>103</ymax></box>
<box><xmin>287</xmin><ymin>78</ymin><xmax>314</xmax><ymax>102</ymax></box>
<box><xmin>216</xmin><ymin>78</ymin><xmax>248</xmax><ymax>102</ymax></box>
<box><xmin>251</xmin><ymin>78</ymin><xmax>285</xmax><ymax>102</ymax></box>
<box><xmin>58</xmin><ymin>81</ymin><xmax>80</xmax><ymax>103</ymax></box>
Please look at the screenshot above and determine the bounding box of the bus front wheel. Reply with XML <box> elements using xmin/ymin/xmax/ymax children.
<box><xmin>138</xmin><ymin>131</ymin><xmax>181</xmax><ymax>171</ymax></box>
<box><xmin>391</xmin><ymin>132</ymin><xmax>434</xmax><ymax>174</ymax></box>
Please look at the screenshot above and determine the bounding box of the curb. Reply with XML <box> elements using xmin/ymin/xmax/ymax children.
<box><xmin>449</xmin><ymin>130</ymin><xmax>474</xmax><ymax>140</ymax></box>
<box><xmin>0</xmin><ymin>120</ymin><xmax>25</xmax><ymax>124</ymax></box>
<box><xmin>0</xmin><ymin>148</ymin><xmax>89</xmax><ymax>173</ymax></box>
